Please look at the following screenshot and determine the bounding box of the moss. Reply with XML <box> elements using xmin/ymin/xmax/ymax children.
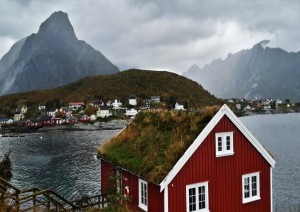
<box><xmin>98</xmin><ymin>105</ymin><xmax>220</xmax><ymax>184</ymax></box>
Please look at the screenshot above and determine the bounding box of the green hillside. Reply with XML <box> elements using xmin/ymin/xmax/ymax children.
<box><xmin>0</xmin><ymin>69</ymin><xmax>221</xmax><ymax>114</ymax></box>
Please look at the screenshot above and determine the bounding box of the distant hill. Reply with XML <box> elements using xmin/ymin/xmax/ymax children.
<box><xmin>0</xmin><ymin>11</ymin><xmax>119</xmax><ymax>95</ymax></box>
<box><xmin>0</xmin><ymin>69</ymin><xmax>221</xmax><ymax>112</ymax></box>
<box><xmin>183</xmin><ymin>40</ymin><xmax>300</xmax><ymax>101</ymax></box>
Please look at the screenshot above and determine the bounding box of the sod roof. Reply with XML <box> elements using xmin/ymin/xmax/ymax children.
<box><xmin>98</xmin><ymin>106</ymin><xmax>220</xmax><ymax>184</ymax></box>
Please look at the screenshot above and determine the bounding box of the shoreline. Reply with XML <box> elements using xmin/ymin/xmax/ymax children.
<box><xmin>36</xmin><ymin>119</ymin><xmax>128</xmax><ymax>132</ymax></box>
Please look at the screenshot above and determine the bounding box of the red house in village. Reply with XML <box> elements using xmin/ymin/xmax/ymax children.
<box><xmin>99</xmin><ymin>105</ymin><xmax>276</xmax><ymax>212</ymax></box>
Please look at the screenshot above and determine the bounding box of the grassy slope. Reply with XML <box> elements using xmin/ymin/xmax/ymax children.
<box><xmin>98</xmin><ymin>106</ymin><xmax>220</xmax><ymax>184</ymax></box>
<box><xmin>0</xmin><ymin>69</ymin><xmax>221</xmax><ymax>110</ymax></box>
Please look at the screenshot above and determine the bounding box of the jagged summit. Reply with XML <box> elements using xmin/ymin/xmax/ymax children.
<box><xmin>183</xmin><ymin>41</ymin><xmax>300</xmax><ymax>101</ymax></box>
<box><xmin>253</xmin><ymin>40</ymin><xmax>270</xmax><ymax>49</ymax></box>
<box><xmin>0</xmin><ymin>11</ymin><xmax>119</xmax><ymax>95</ymax></box>
<box><xmin>37</xmin><ymin>11</ymin><xmax>77</xmax><ymax>41</ymax></box>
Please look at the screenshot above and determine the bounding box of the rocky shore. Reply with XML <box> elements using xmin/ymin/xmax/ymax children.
<box><xmin>37</xmin><ymin>119</ymin><xmax>128</xmax><ymax>132</ymax></box>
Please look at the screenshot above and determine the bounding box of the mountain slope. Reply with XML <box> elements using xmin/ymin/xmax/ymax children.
<box><xmin>0</xmin><ymin>69</ymin><xmax>221</xmax><ymax>110</ymax></box>
<box><xmin>0</xmin><ymin>11</ymin><xmax>119</xmax><ymax>95</ymax></box>
<box><xmin>183</xmin><ymin>41</ymin><xmax>300</xmax><ymax>100</ymax></box>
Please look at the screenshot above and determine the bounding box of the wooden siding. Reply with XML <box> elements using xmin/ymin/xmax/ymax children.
<box><xmin>100</xmin><ymin>160</ymin><xmax>116</xmax><ymax>194</ymax></box>
<box><xmin>121</xmin><ymin>171</ymin><xmax>164</xmax><ymax>212</ymax></box>
<box><xmin>168</xmin><ymin>116</ymin><xmax>271</xmax><ymax>212</ymax></box>
<box><xmin>101</xmin><ymin>160</ymin><xmax>164</xmax><ymax>211</ymax></box>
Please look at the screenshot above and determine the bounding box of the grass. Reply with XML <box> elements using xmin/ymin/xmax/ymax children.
<box><xmin>98</xmin><ymin>105</ymin><xmax>220</xmax><ymax>184</ymax></box>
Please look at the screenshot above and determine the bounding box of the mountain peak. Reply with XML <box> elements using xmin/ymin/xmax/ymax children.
<box><xmin>253</xmin><ymin>40</ymin><xmax>270</xmax><ymax>50</ymax></box>
<box><xmin>37</xmin><ymin>11</ymin><xmax>77</xmax><ymax>40</ymax></box>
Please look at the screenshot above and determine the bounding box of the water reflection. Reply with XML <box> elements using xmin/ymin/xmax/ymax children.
<box><xmin>0</xmin><ymin>130</ymin><xmax>120</xmax><ymax>200</ymax></box>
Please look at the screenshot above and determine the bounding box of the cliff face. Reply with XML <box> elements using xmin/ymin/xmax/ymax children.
<box><xmin>184</xmin><ymin>41</ymin><xmax>300</xmax><ymax>101</ymax></box>
<box><xmin>0</xmin><ymin>11</ymin><xmax>119</xmax><ymax>95</ymax></box>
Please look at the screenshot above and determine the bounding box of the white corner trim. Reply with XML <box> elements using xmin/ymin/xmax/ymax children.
<box><xmin>159</xmin><ymin>104</ymin><xmax>275</xmax><ymax>192</ymax></box>
<box><xmin>164</xmin><ymin>185</ymin><xmax>168</xmax><ymax>212</ymax></box>
<box><xmin>271</xmin><ymin>167</ymin><xmax>273</xmax><ymax>212</ymax></box>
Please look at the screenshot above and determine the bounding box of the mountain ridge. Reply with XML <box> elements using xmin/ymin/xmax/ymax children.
<box><xmin>0</xmin><ymin>11</ymin><xmax>119</xmax><ymax>95</ymax></box>
<box><xmin>183</xmin><ymin>41</ymin><xmax>300</xmax><ymax>101</ymax></box>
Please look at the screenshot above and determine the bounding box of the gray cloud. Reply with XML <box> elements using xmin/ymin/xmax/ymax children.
<box><xmin>1</xmin><ymin>0</ymin><xmax>300</xmax><ymax>74</ymax></box>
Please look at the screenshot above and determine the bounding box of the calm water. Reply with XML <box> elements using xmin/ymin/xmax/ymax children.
<box><xmin>240</xmin><ymin>113</ymin><xmax>300</xmax><ymax>211</ymax></box>
<box><xmin>0</xmin><ymin>129</ymin><xmax>120</xmax><ymax>200</ymax></box>
<box><xmin>0</xmin><ymin>114</ymin><xmax>299</xmax><ymax>211</ymax></box>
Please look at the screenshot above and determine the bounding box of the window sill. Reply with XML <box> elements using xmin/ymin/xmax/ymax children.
<box><xmin>139</xmin><ymin>204</ymin><xmax>148</xmax><ymax>211</ymax></box>
<box><xmin>216</xmin><ymin>152</ymin><xmax>234</xmax><ymax>157</ymax></box>
<box><xmin>243</xmin><ymin>196</ymin><xmax>261</xmax><ymax>204</ymax></box>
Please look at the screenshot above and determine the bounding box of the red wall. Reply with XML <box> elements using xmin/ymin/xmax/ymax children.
<box><xmin>168</xmin><ymin>116</ymin><xmax>271</xmax><ymax>212</ymax></box>
<box><xmin>100</xmin><ymin>160</ymin><xmax>116</xmax><ymax>194</ymax></box>
<box><xmin>101</xmin><ymin>160</ymin><xmax>164</xmax><ymax>211</ymax></box>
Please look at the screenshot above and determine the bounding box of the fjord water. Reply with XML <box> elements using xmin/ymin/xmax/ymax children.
<box><xmin>0</xmin><ymin>114</ymin><xmax>299</xmax><ymax>210</ymax></box>
<box><xmin>0</xmin><ymin>129</ymin><xmax>121</xmax><ymax>200</ymax></box>
<box><xmin>240</xmin><ymin>113</ymin><xmax>300</xmax><ymax>211</ymax></box>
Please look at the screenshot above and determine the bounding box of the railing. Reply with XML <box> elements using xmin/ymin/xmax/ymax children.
<box><xmin>0</xmin><ymin>177</ymin><xmax>108</xmax><ymax>211</ymax></box>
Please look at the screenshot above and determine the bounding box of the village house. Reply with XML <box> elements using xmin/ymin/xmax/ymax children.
<box><xmin>40</xmin><ymin>115</ymin><xmax>54</xmax><ymax>126</ymax></box>
<box><xmin>111</xmin><ymin>99</ymin><xmax>123</xmax><ymax>109</ymax></box>
<box><xmin>174</xmin><ymin>102</ymin><xmax>185</xmax><ymax>110</ymax></box>
<box><xmin>125</xmin><ymin>108</ymin><xmax>138</xmax><ymax>117</ymax></box>
<box><xmin>26</xmin><ymin>119</ymin><xmax>41</xmax><ymax>127</ymax></box>
<box><xmin>79</xmin><ymin>114</ymin><xmax>90</xmax><ymax>123</ymax></box>
<box><xmin>98</xmin><ymin>104</ymin><xmax>275</xmax><ymax>212</ymax></box>
<box><xmin>69</xmin><ymin>102</ymin><xmax>85</xmax><ymax>111</ymax></box>
<box><xmin>0</xmin><ymin>118</ymin><xmax>13</xmax><ymax>125</ymax></box>
<box><xmin>97</xmin><ymin>106</ymin><xmax>112</xmax><ymax>118</ymax></box>
<box><xmin>90</xmin><ymin>100</ymin><xmax>103</xmax><ymax>108</ymax></box>
<box><xmin>13</xmin><ymin>113</ymin><xmax>25</xmax><ymax>121</ymax></box>
<box><xmin>151</xmin><ymin>96</ymin><xmax>160</xmax><ymax>103</ymax></box>
<box><xmin>16</xmin><ymin>105</ymin><xmax>27</xmax><ymax>114</ymax></box>
<box><xmin>129</xmin><ymin>95</ymin><xmax>137</xmax><ymax>106</ymax></box>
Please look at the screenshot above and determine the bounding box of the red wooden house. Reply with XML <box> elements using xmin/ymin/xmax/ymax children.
<box><xmin>98</xmin><ymin>104</ymin><xmax>275</xmax><ymax>212</ymax></box>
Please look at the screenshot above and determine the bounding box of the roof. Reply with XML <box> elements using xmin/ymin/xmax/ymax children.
<box><xmin>98</xmin><ymin>104</ymin><xmax>275</xmax><ymax>190</ymax></box>
<box><xmin>98</xmin><ymin>105</ymin><xmax>221</xmax><ymax>184</ymax></box>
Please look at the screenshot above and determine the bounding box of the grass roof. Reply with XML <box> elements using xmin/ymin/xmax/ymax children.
<box><xmin>98</xmin><ymin>106</ymin><xmax>220</xmax><ymax>184</ymax></box>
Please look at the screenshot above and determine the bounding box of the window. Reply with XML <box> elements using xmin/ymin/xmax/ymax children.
<box><xmin>139</xmin><ymin>179</ymin><xmax>148</xmax><ymax>211</ymax></box>
<box><xmin>186</xmin><ymin>182</ymin><xmax>209</xmax><ymax>212</ymax></box>
<box><xmin>215</xmin><ymin>132</ymin><xmax>234</xmax><ymax>156</ymax></box>
<box><xmin>242</xmin><ymin>172</ymin><xmax>260</xmax><ymax>203</ymax></box>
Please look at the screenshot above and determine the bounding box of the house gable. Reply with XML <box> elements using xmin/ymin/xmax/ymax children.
<box><xmin>160</xmin><ymin>104</ymin><xmax>275</xmax><ymax>192</ymax></box>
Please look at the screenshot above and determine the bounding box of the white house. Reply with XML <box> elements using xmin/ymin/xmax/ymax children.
<box><xmin>112</xmin><ymin>99</ymin><xmax>122</xmax><ymax>109</ymax></box>
<box><xmin>125</xmin><ymin>108</ymin><xmax>138</xmax><ymax>117</ymax></box>
<box><xmin>97</xmin><ymin>106</ymin><xmax>112</xmax><ymax>118</ymax></box>
<box><xmin>0</xmin><ymin>119</ymin><xmax>13</xmax><ymax>124</ymax></box>
<box><xmin>13</xmin><ymin>113</ymin><xmax>25</xmax><ymax>121</ymax></box>
<box><xmin>129</xmin><ymin>95</ymin><xmax>137</xmax><ymax>106</ymax></box>
<box><xmin>174</xmin><ymin>103</ymin><xmax>185</xmax><ymax>110</ymax></box>
<box><xmin>151</xmin><ymin>96</ymin><xmax>160</xmax><ymax>103</ymax></box>
<box><xmin>69</xmin><ymin>102</ymin><xmax>85</xmax><ymax>111</ymax></box>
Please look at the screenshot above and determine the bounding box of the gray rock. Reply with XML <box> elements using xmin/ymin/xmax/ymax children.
<box><xmin>0</xmin><ymin>11</ymin><xmax>119</xmax><ymax>95</ymax></box>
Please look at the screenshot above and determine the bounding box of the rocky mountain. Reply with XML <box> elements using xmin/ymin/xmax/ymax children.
<box><xmin>0</xmin><ymin>11</ymin><xmax>119</xmax><ymax>95</ymax></box>
<box><xmin>183</xmin><ymin>40</ymin><xmax>300</xmax><ymax>101</ymax></box>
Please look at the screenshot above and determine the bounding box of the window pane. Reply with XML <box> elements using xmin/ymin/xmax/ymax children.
<box><xmin>226</xmin><ymin>136</ymin><xmax>231</xmax><ymax>150</ymax></box>
<box><xmin>252</xmin><ymin>176</ymin><xmax>257</xmax><ymax>196</ymax></box>
<box><xmin>198</xmin><ymin>186</ymin><xmax>206</xmax><ymax>209</ymax></box>
<box><xmin>189</xmin><ymin>188</ymin><xmax>196</xmax><ymax>211</ymax></box>
<box><xmin>244</xmin><ymin>178</ymin><xmax>250</xmax><ymax>198</ymax></box>
<box><xmin>218</xmin><ymin>137</ymin><xmax>222</xmax><ymax>151</ymax></box>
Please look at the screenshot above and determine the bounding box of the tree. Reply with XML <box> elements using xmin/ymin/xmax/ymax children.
<box><xmin>0</xmin><ymin>151</ymin><xmax>12</xmax><ymax>182</ymax></box>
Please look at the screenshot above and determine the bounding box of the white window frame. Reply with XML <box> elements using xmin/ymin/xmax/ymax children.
<box><xmin>215</xmin><ymin>132</ymin><xmax>234</xmax><ymax>157</ymax></box>
<box><xmin>186</xmin><ymin>181</ymin><xmax>209</xmax><ymax>212</ymax></box>
<box><xmin>139</xmin><ymin>178</ymin><xmax>148</xmax><ymax>211</ymax></box>
<box><xmin>242</xmin><ymin>172</ymin><xmax>260</xmax><ymax>204</ymax></box>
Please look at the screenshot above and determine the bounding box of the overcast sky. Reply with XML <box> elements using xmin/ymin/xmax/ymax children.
<box><xmin>1</xmin><ymin>0</ymin><xmax>300</xmax><ymax>74</ymax></box>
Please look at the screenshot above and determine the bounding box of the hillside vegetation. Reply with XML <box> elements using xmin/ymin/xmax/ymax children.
<box><xmin>0</xmin><ymin>69</ymin><xmax>221</xmax><ymax>114</ymax></box>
